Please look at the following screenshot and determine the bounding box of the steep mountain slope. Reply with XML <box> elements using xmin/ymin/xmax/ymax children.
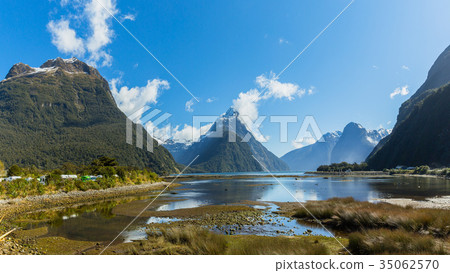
<box><xmin>181</xmin><ymin>130</ymin><xmax>262</xmax><ymax>173</ymax></box>
<box><xmin>175</xmin><ymin>107</ymin><xmax>288</xmax><ymax>172</ymax></box>
<box><xmin>397</xmin><ymin>45</ymin><xmax>450</xmax><ymax>125</ymax></box>
<box><xmin>281</xmin><ymin>132</ymin><xmax>341</xmax><ymax>171</ymax></box>
<box><xmin>331</xmin><ymin>123</ymin><xmax>388</xmax><ymax>164</ymax></box>
<box><xmin>367</xmin><ymin>83</ymin><xmax>450</xmax><ymax>169</ymax></box>
<box><xmin>367</xmin><ymin>45</ymin><xmax>450</xmax><ymax>169</ymax></box>
<box><xmin>0</xmin><ymin>57</ymin><xmax>179</xmax><ymax>174</ymax></box>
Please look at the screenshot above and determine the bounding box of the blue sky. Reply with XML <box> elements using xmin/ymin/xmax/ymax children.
<box><xmin>1</xmin><ymin>0</ymin><xmax>450</xmax><ymax>156</ymax></box>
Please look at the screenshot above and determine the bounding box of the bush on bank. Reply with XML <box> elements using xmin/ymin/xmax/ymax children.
<box><xmin>0</xmin><ymin>156</ymin><xmax>161</xmax><ymax>199</ymax></box>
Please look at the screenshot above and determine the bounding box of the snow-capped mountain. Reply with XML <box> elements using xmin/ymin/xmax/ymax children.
<box><xmin>3</xmin><ymin>57</ymin><xmax>100</xmax><ymax>82</ymax></box>
<box><xmin>281</xmin><ymin>122</ymin><xmax>391</xmax><ymax>171</ymax></box>
<box><xmin>168</xmin><ymin>107</ymin><xmax>289</xmax><ymax>172</ymax></box>
<box><xmin>281</xmin><ymin>131</ymin><xmax>342</xmax><ymax>171</ymax></box>
<box><xmin>330</xmin><ymin>122</ymin><xmax>389</xmax><ymax>164</ymax></box>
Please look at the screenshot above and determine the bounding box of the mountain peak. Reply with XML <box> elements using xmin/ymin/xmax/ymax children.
<box><xmin>223</xmin><ymin>106</ymin><xmax>239</xmax><ymax>118</ymax></box>
<box><xmin>5</xmin><ymin>63</ymin><xmax>34</xmax><ymax>79</ymax></box>
<box><xmin>40</xmin><ymin>57</ymin><xmax>101</xmax><ymax>77</ymax></box>
<box><xmin>4</xmin><ymin>57</ymin><xmax>102</xmax><ymax>80</ymax></box>
<box><xmin>344</xmin><ymin>122</ymin><xmax>364</xmax><ymax>130</ymax></box>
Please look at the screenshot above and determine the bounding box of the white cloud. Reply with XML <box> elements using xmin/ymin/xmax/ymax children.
<box><xmin>110</xmin><ymin>78</ymin><xmax>170</xmax><ymax>116</ymax></box>
<box><xmin>144</xmin><ymin>122</ymin><xmax>214</xmax><ymax>144</ymax></box>
<box><xmin>171</xmin><ymin>123</ymin><xmax>213</xmax><ymax>143</ymax></box>
<box><xmin>232</xmin><ymin>88</ymin><xmax>261</xmax><ymax>122</ymax></box>
<box><xmin>279</xmin><ymin>38</ymin><xmax>289</xmax><ymax>44</ymax></box>
<box><xmin>84</xmin><ymin>0</ymin><xmax>117</xmax><ymax>67</ymax></box>
<box><xmin>48</xmin><ymin>0</ymin><xmax>120</xmax><ymax>67</ymax></box>
<box><xmin>390</xmin><ymin>85</ymin><xmax>409</xmax><ymax>99</ymax></box>
<box><xmin>307</xmin><ymin>86</ymin><xmax>316</xmax><ymax>95</ymax></box>
<box><xmin>185</xmin><ymin>99</ymin><xmax>195</xmax><ymax>112</ymax></box>
<box><xmin>47</xmin><ymin>19</ymin><xmax>85</xmax><ymax>56</ymax></box>
<box><xmin>291</xmin><ymin>137</ymin><xmax>316</xmax><ymax>149</ymax></box>
<box><xmin>122</xmin><ymin>13</ymin><xmax>136</xmax><ymax>21</ymax></box>
<box><xmin>257</xmin><ymin>73</ymin><xmax>305</xmax><ymax>101</ymax></box>
<box><xmin>387</xmin><ymin>120</ymin><xmax>392</xmax><ymax>125</ymax></box>
<box><xmin>206</xmin><ymin>97</ymin><xmax>216</xmax><ymax>103</ymax></box>
<box><xmin>372</xmin><ymin>65</ymin><xmax>379</xmax><ymax>70</ymax></box>
<box><xmin>401</xmin><ymin>65</ymin><xmax>410</xmax><ymax>70</ymax></box>
<box><xmin>232</xmin><ymin>73</ymin><xmax>307</xmax><ymax>142</ymax></box>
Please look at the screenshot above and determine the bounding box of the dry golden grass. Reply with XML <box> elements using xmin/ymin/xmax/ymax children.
<box><xmin>291</xmin><ymin>197</ymin><xmax>449</xmax><ymax>235</ymax></box>
<box><xmin>129</xmin><ymin>225</ymin><xmax>342</xmax><ymax>255</ymax></box>
<box><xmin>348</xmin><ymin>229</ymin><xmax>447</xmax><ymax>254</ymax></box>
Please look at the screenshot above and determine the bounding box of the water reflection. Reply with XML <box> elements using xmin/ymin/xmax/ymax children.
<box><xmin>16</xmin><ymin>176</ymin><xmax>450</xmax><ymax>242</ymax></box>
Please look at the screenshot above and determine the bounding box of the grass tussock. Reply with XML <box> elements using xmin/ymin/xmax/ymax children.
<box><xmin>142</xmin><ymin>225</ymin><xmax>227</xmax><ymax>255</ymax></box>
<box><xmin>348</xmin><ymin>229</ymin><xmax>447</xmax><ymax>255</ymax></box>
<box><xmin>292</xmin><ymin>197</ymin><xmax>450</xmax><ymax>236</ymax></box>
<box><xmin>129</xmin><ymin>225</ymin><xmax>340</xmax><ymax>255</ymax></box>
<box><xmin>226</xmin><ymin>235</ymin><xmax>329</xmax><ymax>255</ymax></box>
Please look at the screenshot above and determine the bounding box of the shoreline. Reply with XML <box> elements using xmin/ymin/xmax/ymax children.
<box><xmin>373</xmin><ymin>196</ymin><xmax>450</xmax><ymax>210</ymax></box>
<box><xmin>307</xmin><ymin>171</ymin><xmax>450</xmax><ymax>180</ymax></box>
<box><xmin>0</xmin><ymin>182</ymin><xmax>172</xmax><ymax>220</ymax></box>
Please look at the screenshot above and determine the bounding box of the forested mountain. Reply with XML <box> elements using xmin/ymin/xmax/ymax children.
<box><xmin>0</xmin><ymin>58</ymin><xmax>179</xmax><ymax>175</ymax></box>
<box><xmin>367</xmin><ymin>45</ymin><xmax>450</xmax><ymax>169</ymax></box>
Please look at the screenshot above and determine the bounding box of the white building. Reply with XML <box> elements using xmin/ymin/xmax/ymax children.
<box><xmin>5</xmin><ymin>176</ymin><xmax>22</xmax><ymax>182</ymax></box>
<box><xmin>61</xmin><ymin>175</ymin><xmax>78</xmax><ymax>179</ymax></box>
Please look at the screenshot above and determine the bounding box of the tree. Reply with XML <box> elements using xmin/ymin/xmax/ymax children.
<box><xmin>0</xmin><ymin>160</ymin><xmax>5</xmax><ymax>176</ymax></box>
<box><xmin>98</xmin><ymin>166</ymin><xmax>116</xmax><ymax>178</ymax></box>
<box><xmin>7</xmin><ymin>165</ymin><xmax>22</xmax><ymax>176</ymax></box>
<box><xmin>91</xmin><ymin>156</ymin><xmax>118</xmax><ymax>167</ymax></box>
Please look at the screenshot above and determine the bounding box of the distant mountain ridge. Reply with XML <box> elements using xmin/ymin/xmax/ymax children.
<box><xmin>0</xmin><ymin>57</ymin><xmax>179</xmax><ymax>174</ymax></box>
<box><xmin>164</xmin><ymin>107</ymin><xmax>289</xmax><ymax>172</ymax></box>
<box><xmin>367</xmin><ymin>45</ymin><xmax>450</xmax><ymax>169</ymax></box>
<box><xmin>331</xmin><ymin>122</ymin><xmax>389</xmax><ymax>164</ymax></box>
<box><xmin>281</xmin><ymin>131</ymin><xmax>341</xmax><ymax>171</ymax></box>
<box><xmin>281</xmin><ymin>122</ymin><xmax>389</xmax><ymax>171</ymax></box>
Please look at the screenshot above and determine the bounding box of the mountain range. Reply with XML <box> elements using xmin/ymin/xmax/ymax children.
<box><xmin>281</xmin><ymin>122</ymin><xmax>389</xmax><ymax>171</ymax></box>
<box><xmin>0</xmin><ymin>57</ymin><xmax>179</xmax><ymax>175</ymax></box>
<box><xmin>367</xmin><ymin>45</ymin><xmax>450</xmax><ymax>169</ymax></box>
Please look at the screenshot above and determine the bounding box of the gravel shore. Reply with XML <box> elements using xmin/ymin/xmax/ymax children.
<box><xmin>374</xmin><ymin>196</ymin><xmax>450</xmax><ymax>210</ymax></box>
<box><xmin>0</xmin><ymin>182</ymin><xmax>170</xmax><ymax>219</ymax></box>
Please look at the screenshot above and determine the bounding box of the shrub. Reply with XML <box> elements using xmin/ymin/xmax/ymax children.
<box><xmin>63</xmin><ymin>180</ymin><xmax>76</xmax><ymax>192</ymax></box>
<box><xmin>0</xmin><ymin>160</ymin><xmax>5</xmax><ymax>176</ymax></box>
<box><xmin>0</xmin><ymin>183</ymin><xmax>5</xmax><ymax>195</ymax></box>
<box><xmin>98</xmin><ymin>166</ymin><xmax>116</xmax><ymax>178</ymax></box>
<box><xmin>97</xmin><ymin>177</ymin><xmax>116</xmax><ymax>189</ymax></box>
<box><xmin>7</xmin><ymin>165</ymin><xmax>22</xmax><ymax>176</ymax></box>
<box><xmin>414</xmin><ymin>165</ymin><xmax>430</xmax><ymax>174</ymax></box>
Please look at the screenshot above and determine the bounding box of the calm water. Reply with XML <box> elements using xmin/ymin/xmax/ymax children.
<box><xmin>17</xmin><ymin>175</ymin><xmax>450</xmax><ymax>242</ymax></box>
